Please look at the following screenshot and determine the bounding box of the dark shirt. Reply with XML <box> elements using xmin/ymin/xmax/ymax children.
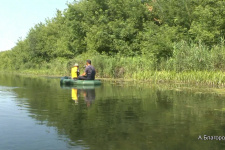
<box><xmin>85</xmin><ymin>65</ymin><xmax>96</xmax><ymax>80</ymax></box>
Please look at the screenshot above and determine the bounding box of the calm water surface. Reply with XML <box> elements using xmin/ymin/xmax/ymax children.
<box><xmin>1</xmin><ymin>74</ymin><xmax>225</xmax><ymax>150</ymax></box>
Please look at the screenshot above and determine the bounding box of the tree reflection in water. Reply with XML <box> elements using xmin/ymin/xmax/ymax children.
<box><xmin>2</xmin><ymin>74</ymin><xmax>225</xmax><ymax>150</ymax></box>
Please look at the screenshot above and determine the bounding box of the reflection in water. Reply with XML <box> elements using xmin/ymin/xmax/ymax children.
<box><xmin>2</xmin><ymin>73</ymin><xmax>225</xmax><ymax>150</ymax></box>
<box><xmin>82</xmin><ymin>89</ymin><xmax>95</xmax><ymax>107</ymax></box>
<box><xmin>72</xmin><ymin>88</ymin><xmax>78</xmax><ymax>103</ymax></box>
<box><xmin>71</xmin><ymin>87</ymin><xmax>96</xmax><ymax>107</ymax></box>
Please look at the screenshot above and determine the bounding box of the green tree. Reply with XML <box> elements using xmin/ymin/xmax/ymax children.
<box><xmin>189</xmin><ymin>0</ymin><xmax>225</xmax><ymax>45</ymax></box>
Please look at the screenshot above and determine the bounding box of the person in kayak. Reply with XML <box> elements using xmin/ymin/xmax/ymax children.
<box><xmin>78</xmin><ymin>59</ymin><xmax>96</xmax><ymax>80</ymax></box>
<box><xmin>71</xmin><ymin>63</ymin><xmax>80</xmax><ymax>79</ymax></box>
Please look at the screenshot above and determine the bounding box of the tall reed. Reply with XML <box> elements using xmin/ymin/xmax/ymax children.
<box><xmin>3</xmin><ymin>40</ymin><xmax>225</xmax><ymax>86</ymax></box>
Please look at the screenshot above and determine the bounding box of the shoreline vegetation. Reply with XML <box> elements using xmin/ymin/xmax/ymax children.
<box><xmin>1</xmin><ymin>0</ymin><xmax>225</xmax><ymax>86</ymax></box>
<box><xmin>2</xmin><ymin>56</ymin><xmax>225</xmax><ymax>87</ymax></box>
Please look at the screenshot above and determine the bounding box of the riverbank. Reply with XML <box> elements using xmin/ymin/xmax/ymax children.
<box><xmin>2</xmin><ymin>70</ymin><xmax>225</xmax><ymax>88</ymax></box>
<box><xmin>2</xmin><ymin>39</ymin><xmax>225</xmax><ymax>88</ymax></box>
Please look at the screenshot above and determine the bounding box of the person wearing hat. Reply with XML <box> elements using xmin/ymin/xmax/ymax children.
<box><xmin>78</xmin><ymin>59</ymin><xmax>96</xmax><ymax>80</ymax></box>
<box><xmin>71</xmin><ymin>63</ymin><xmax>80</xmax><ymax>79</ymax></box>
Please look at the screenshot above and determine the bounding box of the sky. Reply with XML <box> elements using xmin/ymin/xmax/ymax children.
<box><xmin>0</xmin><ymin>0</ymin><xmax>74</xmax><ymax>51</ymax></box>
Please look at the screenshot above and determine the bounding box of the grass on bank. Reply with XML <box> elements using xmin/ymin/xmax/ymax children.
<box><xmin>11</xmin><ymin>68</ymin><xmax>225</xmax><ymax>87</ymax></box>
<box><xmin>2</xmin><ymin>41</ymin><xmax>225</xmax><ymax>86</ymax></box>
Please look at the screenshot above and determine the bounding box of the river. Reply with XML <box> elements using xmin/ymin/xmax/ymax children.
<box><xmin>0</xmin><ymin>73</ymin><xmax>225</xmax><ymax>150</ymax></box>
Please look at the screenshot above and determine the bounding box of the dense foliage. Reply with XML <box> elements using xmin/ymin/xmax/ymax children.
<box><xmin>1</xmin><ymin>0</ymin><xmax>225</xmax><ymax>77</ymax></box>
